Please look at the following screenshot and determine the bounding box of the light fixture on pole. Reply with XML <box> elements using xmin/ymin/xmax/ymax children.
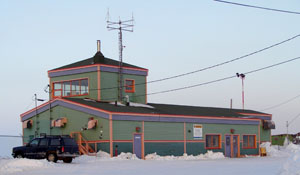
<box><xmin>236</xmin><ymin>73</ymin><xmax>246</xmax><ymax>110</ymax></box>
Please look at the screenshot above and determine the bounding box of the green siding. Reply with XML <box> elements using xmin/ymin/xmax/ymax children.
<box><xmin>145</xmin><ymin>143</ymin><xmax>184</xmax><ymax>156</ymax></box>
<box><xmin>100</xmin><ymin>71</ymin><xmax>146</xmax><ymax>104</ymax></box>
<box><xmin>260</xmin><ymin>125</ymin><xmax>271</xmax><ymax>142</ymax></box>
<box><xmin>23</xmin><ymin>106</ymin><xmax>110</xmax><ymax>143</ymax></box>
<box><xmin>113</xmin><ymin>120</ymin><xmax>142</xmax><ymax>140</ymax></box>
<box><xmin>186</xmin><ymin>123</ymin><xmax>259</xmax><ymax>141</ymax></box>
<box><xmin>144</xmin><ymin>122</ymin><xmax>184</xmax><ymax>140</ymax></box>
<box><xmin>50</xmin><ymin>72</ymin><xmax>98</xmax><ymax>100</ymax></box>
<box><xmin>113</xmin><ymin>142</ymin><xmax>133</xmax><ymax>155</ymax></box>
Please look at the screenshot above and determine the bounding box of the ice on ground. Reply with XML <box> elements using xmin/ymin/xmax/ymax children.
<box><xmin>145</xmin><ymin>151</ymin><xmax>225</xmax><ymax>160</ymax></box>
<box><xmin>0</xmin><ymin>158</ymin><xmax>53</xmax><ymax>174</ymax></box>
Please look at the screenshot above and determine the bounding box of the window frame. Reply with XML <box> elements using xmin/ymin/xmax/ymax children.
<box><xmin>125</xmin><ymin>79</ymin><xmax>135</xmax><ymax>93</ymax></box>
<box><xmin>242</xmin><ymin>135</ymin><xmax>256</xmax><ymax>149</ymax></box>
<box><xmin>52</xmin><ymin>78</ymin><xmax>89</xmax><ymax>98</ymax></box>
<box><xmin>205</xmin><ymin>134</ymin><xmax>222</xmax><ymax>149</ymax></box>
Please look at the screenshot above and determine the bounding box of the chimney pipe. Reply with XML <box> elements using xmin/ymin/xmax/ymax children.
<box><xmin>97</xmin><ymin>40</ymin><xmax>101</xmax><ymax>52</ymax></box>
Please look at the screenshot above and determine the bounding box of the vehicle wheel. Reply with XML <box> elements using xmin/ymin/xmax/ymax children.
<box><xmin>63</xmin><ymin>157</ymin><xmax>73</xmax><ymax>163</ymax></box>
<box><xmin>47</xmin><ymin>153</ymin><xmax>58</xmax><ymax>163</ymax></box>
<box><xmin>14</xmin><ymin>153</ymin><xmax>23</xmax><ymax>158</ymax></box>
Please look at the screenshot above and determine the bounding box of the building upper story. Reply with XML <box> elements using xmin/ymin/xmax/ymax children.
<box><xmin>48</xmin><ymin>43</ymin><xmax>148</xmax><ymax>104</ymax></box>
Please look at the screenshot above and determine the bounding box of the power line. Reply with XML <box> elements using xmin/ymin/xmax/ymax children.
<box><xmin>214</xmin><ymin>0</ymin><xmax>300</xmax><ymax>15</ymax></box>
<box><xmin>101</xmin><ymin>56</ymin><xmax>300</xmax><ymax>101</ymax></box>
<box><xmin>261</xmin><ymin>94</ymin><xmax>300</xmax><ymax>111</ymax></box>
<box><xmin>289</xmin><ymin>112</ymin><xmax>300</xmax><ymax>126</ymax></box>
<box><xmin>89</xmin><ymin>34</ymin><xmax>300</xmax><ymax>92</ymax></box>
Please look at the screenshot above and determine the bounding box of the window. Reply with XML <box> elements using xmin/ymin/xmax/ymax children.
<box><xmin>39</xmin><ymin>139</ymin><xmax>48</xmax><ymax>146</ymax></box>
<box><xmin>206</xmin><ymin>134</ymin><xmax>221</xmax><ymax>149</ymax></box>
<box><xmin>29</xmin><ymin>139</ymin><xmax>39</xmax><ymax>147</ymax></box>
<box><xmin>243</xmin><ymin>135</ymin><xmax>256</xmax><ymax>149</ymax></box>
<box><xmin>125</xmin><ymin>79</ymin><xmax>135</xmax><ymax>93</ymax></box>
<box><xmin>52</xmin><ymin>78</ymin><xmax>88</xmax><ymax>98</ymax></box>
<box><xmin>50</xmin><ymin>139</ymin><xmax>61</xmax><ymax>146</ymax></box>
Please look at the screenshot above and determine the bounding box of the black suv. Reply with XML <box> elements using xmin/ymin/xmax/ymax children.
<box><xmin>12</xmin><ymin>135</ymin><xmax>80</xmax><ymax>163</ymax></box>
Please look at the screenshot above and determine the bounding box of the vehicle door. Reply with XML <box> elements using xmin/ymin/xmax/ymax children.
<box><xmin>24</xmin><ymin>138</ymin><xmax>40</xmax><ymax>158</ymax></box>
<box><xmin>49</xmin><ymin>138</ymin><xmax>62</xmax><ymax>153</ymax></box>
<box><xmin>36</xmin><ymin>138</ymin><xmax>49</xmax><ymax>159</ymax></box>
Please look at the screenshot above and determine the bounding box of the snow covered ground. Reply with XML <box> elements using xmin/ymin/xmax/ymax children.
<box><xmin>1</xmin><ymin>142</ymin><xmax>300</xmax><ymax>175</ymax></box>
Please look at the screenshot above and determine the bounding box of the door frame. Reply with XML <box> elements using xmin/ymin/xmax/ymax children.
<box><xmin>133</xmin><ymin>133</ymin><xmax>143</xmax><ymax>159</ymax></box>
<box><xmin>224</xmin><ymin>134</ymin><xmax>240</xmax><ymax>158</ymax></box>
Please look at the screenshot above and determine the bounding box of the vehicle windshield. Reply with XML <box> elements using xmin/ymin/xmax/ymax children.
<box><xmin>63</xmin><ymin>138</ymin><xmax>77</xmax><ymax>146</ymax></box>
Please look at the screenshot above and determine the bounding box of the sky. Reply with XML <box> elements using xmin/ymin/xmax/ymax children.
<box><xmin>0</xmin><ymin>0</ymin><xmax>300</xmax><ymax>136</ymax></box>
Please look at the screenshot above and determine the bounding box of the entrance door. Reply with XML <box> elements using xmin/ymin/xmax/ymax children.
<box><xmin>225</xmin><ymin>135</ymin><xmax>231</xmax><ymax>157</ymax></box>
<box><xmin>233</xmin><ymin>135</ymin><xmax>239</xmax><ymax>157</ymax></box>
<box><xmin>133</xmin><ymin>133</ymin><xmax>142</xmax><ymax>159</ymax></box>
<box><xmin>225</xmin><ymin>135</ymin><xmax>239</xmax><ymax>158</ymax></box>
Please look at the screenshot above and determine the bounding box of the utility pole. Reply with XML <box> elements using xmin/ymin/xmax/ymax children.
<box><xmin>106</xmin><ymin>10</ymin><xmax>134</xmax><ymax>102</ymax></box>
<box><xmin>236</xmin><ymin>73</ymin><xmax>246</xmax><ymax>110</ymax></box>
<box><xmin>44</xmin><ymin>85</ymin><xmax>52</xmax><ymax>135</ymax></box>
<box><xmin>34</xmin><ymin>94</ymin><xmax>45</xmax><ymax>137</ymax></box>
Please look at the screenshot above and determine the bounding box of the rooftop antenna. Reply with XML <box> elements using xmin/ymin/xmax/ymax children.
<box><xmin>106</xmin><ymin>9</ymin><xmax>134</xmax><ymax>102</ymax></box>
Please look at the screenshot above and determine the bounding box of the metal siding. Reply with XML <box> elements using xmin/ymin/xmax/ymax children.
<box><xmin>50</xmin><ymin>71</ymin><xmax>98</xmax><ymax>100</ymax></box>
<box><xmin>186</xmin><ymin>142</ymin><xmax>206</xmax><ymax>155</ymax></box>
<box><xmin>100</xmin><ymin>71</ymin><xmax>146</xmax><ymax>104</ymax></box>
<box><xmin>240</xmin><ymin>143</ymin><xmax>259</xmax><ymax>155</ymax></box>
<box><xmin>113</xmin><ymin>120</ymin><xmax>142</xmax><ymax>140</ymax></box>
<box><xmin>49</xmin><ymin>66</ymin><xmax>98</xmax><ymax>77</ymax></box>
<box><xmin>144</xmin><ymin>122</ymin><xmax>184</xmax><ymax>140</ymax></box>
<box><xmin>100</xmin><ymin>66</ymin><xmax>147</xmax><ymax>76</ymax></box>
<box><xmin>113</xmin><ymin>142</ymin><xmax>133</xmax><ymax>156</ymax></box>
<box><xmin>144</xmin><ymin>142</ymin><xmax>184</xmax><ymax>156</ymax></box>
<box><xmin>260</xmin><ymin>125</ymin><xmax>271</xmax><ymax>142</ymax></box>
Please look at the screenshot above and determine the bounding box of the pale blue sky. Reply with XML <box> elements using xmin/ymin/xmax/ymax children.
<box><xmin>1</xmin><ymin>0</ymin><xmax>300</xmax><ymax>135</ymax></box>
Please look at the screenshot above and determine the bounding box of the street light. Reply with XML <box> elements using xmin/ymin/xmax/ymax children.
<box><xmin>236</xmin><ymin>73</ymin><xmax>246</xmax><ymax>110</ymax></box>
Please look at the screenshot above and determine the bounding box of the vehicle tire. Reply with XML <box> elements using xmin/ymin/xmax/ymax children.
<box><xmin>63</xmin><ymin>157</ymin><xmax>73</xmax><ymax>163</ymax></box>
<box><xmin>14</xmin><ymin>153</ymin><xmax>23</xmax><ymax>158</ymax></box>
<box><xmin>47</xmin><ymin>153</ymin><xmax>58</xmax><ymax>163</ymax></box>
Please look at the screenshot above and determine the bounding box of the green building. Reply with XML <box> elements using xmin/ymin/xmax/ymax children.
<box><xmin>21</xmin><ymin>45</ymin><xmax>275</xmax><ymax>159</ymax></box>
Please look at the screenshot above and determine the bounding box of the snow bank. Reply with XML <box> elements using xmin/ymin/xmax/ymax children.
<box><xmin>260</xmin><ymin>142</ymin><xmax>300</xmax><ymax>157</ymax></box>
<box><xmin>113</xmin><ymin>152</ymin><xmax>139</xmax><ymax>160</ymax></box>
<box><xmin>279</xmin><ymin>143</ymin><xmax>300</xmax><ymax>175</ymax></box>
<box><xmin>145</xmin><ymin>151</ymin><xmax>224</xmax><ymax>160</ymax></box>
<box><xmin>0</xmin><ymin>158</ymin><xmax>53</xmax><ymax>174</ymax></box>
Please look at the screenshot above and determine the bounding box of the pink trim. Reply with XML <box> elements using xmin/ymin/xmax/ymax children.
<box><xmin>142</xmin><ymin>121</ymin><xmax>145</xmax><ymax>159</ymax></box>
<box><xmin>109</xmin><ymin>114</ymin><xmax>113</xmax><ymax>157</ymax></box>
<box><xmin>184</xmin><ymin>122</ymin><xmax>186</xmax><ymax>153</ymax></box>
<box><xmin>48</xmin><ymin>64</ymin><xmax>148</xmax><ymax>74</ymax></box>
<box><xmin>97</xmin><ymin>66</ymin><xmax>101</xmax><ymax>101</ymax></box>
<box><xmin>238</xmin><ymin>112</ymin><xmax>272</xmax><ymax>117</ymax></box>
<box><xmin>111</xmin><ymin>111</ymin><xmax>261</xmax><ymax>122</ymax></box>
<box><xmin>144</xmin><ymin>140</ymin><xmax>185</xmax><ymax>143</ymax></box>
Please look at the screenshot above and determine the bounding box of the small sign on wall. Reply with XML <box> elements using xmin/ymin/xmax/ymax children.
<box><xmin>193</xmin><ymin>124</ymin><xmax>203</xmax><ymax>139</ymax></box>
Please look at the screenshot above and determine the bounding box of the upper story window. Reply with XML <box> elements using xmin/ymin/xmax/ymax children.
<box><xmin>53</xmin><ymin>78</ymin><xmax>88</xmax><ymax>98</ymax></box>
<box><xmin>125</xmin><ymin>79</ymin><xmax>135</xmax><ymax>93</ymax></box>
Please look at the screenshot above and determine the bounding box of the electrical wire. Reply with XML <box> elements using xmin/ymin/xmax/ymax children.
<box><xmin>288</xmin><ymin>112</ymin><xmax>300</xmax><ymax>127</ymax></box>
<box><xmin>214</xmin><ymin>0</ymin><xmax>300</xmax><ymax>15</ymax></box>
<box><xmin>261</xmin><ymin>94</ymin><xmax>300</xmax><ymax>111</ymax></box>
<box><xmin>100</xmin><ymin>56</ymin><xmax>300</xmax><ymax>101</ymax></box>
<box><xmin>87</xmin><ymin>34</ymin><xmax>300</xmax><ymax>92</ymax></box>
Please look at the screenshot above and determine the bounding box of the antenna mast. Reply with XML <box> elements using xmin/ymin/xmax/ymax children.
<box><xmin>106</xmin><ymin>11</ymin><xmax>134</xmax><ymax>102</ymax></box>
